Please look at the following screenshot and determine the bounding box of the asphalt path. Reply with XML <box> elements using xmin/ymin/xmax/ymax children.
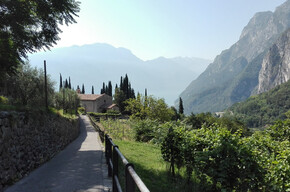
<box><xmin>5</xmin><ymin>115</ymin><xmax>111</xmax><ymax>192</ymax></box>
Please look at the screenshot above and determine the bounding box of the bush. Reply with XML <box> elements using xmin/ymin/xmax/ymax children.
<box><xmin>54</xmin><ymin>88</ymin><xmax>80</xmax><ymax>114</ymax></box>
<box><xmin>78</xmin><ymin>107</ymin><xmax>86</xmax><ymax>115</ymax></box>
<box><xmin>132</xmin><ymin>119</ymin><xmax>158</xmax><ymax>142</ymax></box>
<box><xmin>3</xmin><ymin>63</ymin><xmax>55</xmax><ymax>108</ymax></box>
<box><xmin>0</xmin><ymin>96</ymin><xmax>9</xmax><ymax>104</ymax></box>
<box><xmin>161</xmin><ymin>124</ymin><xmax>265</xmax><ymax>191</ymax></box>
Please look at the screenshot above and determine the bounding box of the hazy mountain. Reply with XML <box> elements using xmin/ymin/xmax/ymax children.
<box><xmin>179</xmin><ymin>0</ymin><xmax>290</xmax><ymax>114</ymax></box>
<box><xmin>28</xmin><ymin>43</ymin><xmax>211</xmax><ymax>106</ymax></box>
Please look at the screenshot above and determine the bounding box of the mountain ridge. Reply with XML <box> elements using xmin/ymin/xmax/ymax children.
<box><xmin>180</xmin><ymin>0</ymin><xmax>290</xmax><ymax>114</ymax></box>
<box><xmin>28</xmin><ymin>43</ymin><xmax>211</xmax><ymax>106</ymax></box>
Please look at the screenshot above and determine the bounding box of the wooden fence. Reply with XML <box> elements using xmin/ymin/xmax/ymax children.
<box><xmin>105</xmin><ymin>135</ymin><xmax>150</xmax><ymax>192</ymax></box>
<box><xmin>88</xmin><ymin>114</ymin><xmax>150</xmax><ymax>192</ymax></box>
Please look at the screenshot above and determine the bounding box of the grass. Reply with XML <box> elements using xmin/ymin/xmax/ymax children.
<box><xmin>114</xmin><ymin>140</ymin><xmax>193</xmax><ymax>192</ymax></box>
<box><xmin>49</xmin><ymin>108</ymin><xmax>78</xmax><ymax>119</ymax></box>
<box><xmin>0</xmin><ymin>103</ymin><xmax>77</xmax><ymax>118</ymax></box>
<box><xmin>96</xmin><ymin>118</ymin><xmax>199</xmax><ymax>191</ymax></box>
<box><xmin>0</xmin><ymin>104</ymin><xmax>27</xmax><ymax>111</ymax></box>
<box><xmin>97</xmin><ymin>118</ymin><xmax>135</xmax><ymax>140</ymax></box>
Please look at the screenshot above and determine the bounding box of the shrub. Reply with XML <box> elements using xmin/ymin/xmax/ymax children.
<box><xmin>78</xmin><ymin>107</ymin><xmax>86</xmax><ymax>115</ymax></box>
<box><xmin>161</xmin><ymin>124</ymin><xmax>265</xmax><ymax>191</ymax></box>
<box><xmin>0</xmin><ymin>96</ymin><xmax>9</xmax><ymax>104</ymax></box>
<box><xmin>132</xmin><ymin>119</ymin><xmax>158</xmax><ymax>142</ymax></box>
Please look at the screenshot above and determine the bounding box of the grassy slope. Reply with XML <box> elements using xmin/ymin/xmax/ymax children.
<box><xmin>114</xmin><ymin>140</ymin><xmax>191</xmax><ymax>192</ymax></box>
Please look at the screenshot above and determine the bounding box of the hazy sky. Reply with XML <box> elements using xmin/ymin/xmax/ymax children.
<box><xmin>55</xmin><ymin>0</ymin><xmax>286</xmax><ymax>61</ymax></box>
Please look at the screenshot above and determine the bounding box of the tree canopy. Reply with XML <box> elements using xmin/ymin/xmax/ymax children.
<box><xmin>0</xmin><ymin>0</ymin><xmax>80</xmax><ymax>76</ymax></box>
<box><xmin>226</xmin><ymin>80</ymin><xmax>290</xmax><ymax>128</ymax></box>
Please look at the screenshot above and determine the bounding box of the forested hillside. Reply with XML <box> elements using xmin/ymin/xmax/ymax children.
<box><xmin>226</xmin><ymin>80</ymin><xmax>290</xmax><ymax>128</ymax></box>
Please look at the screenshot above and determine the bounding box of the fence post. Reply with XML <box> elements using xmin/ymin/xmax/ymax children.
<box><xmin>113</xmin><ymin>145</ymin><xmax>119</xmax><ymax>192</ymax></box>
<box><xmin>126</xmin><ymin>163</ymin><xmax>135</xmax><ymax>192</ymax></box>
<box><xmin>105</xmin><ymin>135</ymin><xmax>109</xmax><ymax>162</ymax></box>
<box><xmin>106</xmin><ymin>136</ymin><xmax>112</xmax><ymax>177</ymax></box>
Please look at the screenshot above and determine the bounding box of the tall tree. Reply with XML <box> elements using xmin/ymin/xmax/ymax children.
<box><xmin>105</xmin><ymin>85</ymin><xmax>108</xmax><ymax>95</ymax></box>
<box><xmin>68</xmin><ymin>77</ymin><xmax>71</xmax><ymax>89</ymax></box>
<box><xmin>123</xmin><ymin>74</ymin><xmax>129</xmax><ymax>98</ymax></box>
<box><xmin>101</xmin><ymin>82</ymin><xmax>106</xmax><ymax>94</ymax></box>
<box><xmin>60</xmin><ymin>73</ymin><xmax>63</xmax><ymax>90</ymax></box>
<box><xmin>82</xmin><ymin>84</ymin><xmax>85</xmax><ymax>94</ymax></box>
<box><xmin>92</xmin><ymin>86</ymin><xmax>94</xmax><ymax>94</ymax></box>
<box><xmin>120</xmin><ymin>76</ymin><xmax>123</xmax><ymax>91</ymax></box>
<box><xmin>0</xmin><ymin>0</ymin><xmax>80</xmax><ymax>76</ymax></box>
<box><xmin>114</xmin><ymin>87</ymin><xmax>126</xmax><ymax>113</ymax></box>
<box><xmin>179</xmin><ymin>97</ymin><xmax>184</xmax><ymax>114</ymax></box>
<box><xmin>3</xmin><ymin>63</ymin><xmax>55</xmax><ymax>108</ymax></box>
<box><xmin>108</xmin><ymin>81</ymin><xmax>112</xmax><ymax>96</ymax></box>
<box><xmin>65</xmin><ymin>79</ymin><xmax>68</xmax><ymax>89</ymax></box>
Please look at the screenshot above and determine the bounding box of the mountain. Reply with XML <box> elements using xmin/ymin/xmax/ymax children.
<box><xmin>257</xmin><ymin>29</ymin><xmax>290</xmax><ymax>93</ymax></box>
<box><xmin>180</xmin><ymin>0</ymin><xmax>290</xmax><ymax>114</ymax></box>
<box><xmin>226</xmin><ymin>80</ymin><xmax>290</xmax><ymax>128</ymax></box>
<box><xmin>28</xmin><ymin>43</ymin><xmax>211</xmax><ymax>106</ymax></box>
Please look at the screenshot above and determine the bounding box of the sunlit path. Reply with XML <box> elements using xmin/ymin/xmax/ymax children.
<box><xmin>5</xmin><ymin>115</ymin><xmax>111</xmax><ymax>192</ymax></box>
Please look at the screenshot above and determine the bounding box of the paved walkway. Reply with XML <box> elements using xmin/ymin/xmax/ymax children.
<box><xmin>5</xmin><ymin>115</ymin><xmax>111</xmax><ymax>192</ymax></box>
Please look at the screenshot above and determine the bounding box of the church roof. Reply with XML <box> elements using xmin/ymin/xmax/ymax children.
<box><xmin>78</xmin><ymin>94</ymin><xmax>104</xmax><ymax>101</ymax></box>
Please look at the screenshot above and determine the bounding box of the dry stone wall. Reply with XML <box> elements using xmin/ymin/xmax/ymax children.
<box><xmin>0</xmin><ymin>111</ymin><xmax>79</xmax><ymax>191</ymax></box>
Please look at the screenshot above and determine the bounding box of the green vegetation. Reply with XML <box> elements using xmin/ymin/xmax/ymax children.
<box><xmin>54</xmin><ymin>88</ymin><xmax>80</xmax><ymax>115</ymax></box>
<box><xmin>0</xmin><ymin>0</ymin><xmax>80</xmax><ymax>116</ymax></box>
<box><xmin>0</xmin><ymin>96</ymin><xmax>8</xmax><ymax>104</ymax></box>
<box><xmin>1</xmin><ymin>63</ymin><xmax>80</xmax><ymax>116</ymax></box>
<box><xmin>125</xmin><ymin>94</ymin><xmax>175</xmax><ymax>122</ymax></box>
<box><xmin>226</xmin><ymin>80</ymin><xmax>290</xmax><ymax>128</ymax></box>
<box><xmin>78</xmin><ymin>107</ymin><xmax>86</xmax><ymax>115</ymax></box>
<box><xmin>49</xmin><ymin>107</ymin><xmax>78</xmax><ymax>119</ymax></box>
<box><xmin>101</xmin><ymin>81</ymin><xmax>113</xmax><ymax>96</ymax></box>
<box><xmin>113</xmin><ymin>74</ymin><xmax>136</xmax><ymax>113</ymax></box>
<box><xmin>1</xmin><ymin>63</ymin><xmax>55</xmax><ymax>110</ymax></box>
<box><xmin>98</xmin><ymin>118</ymin><xmax>134</xmax><ymax>140</ymax></box>
<box><xmin>0</xmin><ymin>0</ymin><xmax>79</xmax><ymax>77</ymax></box>
<box><xmin>114</xmin><ymin>140</ymin><xmax>192</xmax><ymax>192</ymax></box>
<box><xmin>95</xmin><ymin>106</ymin><xmax>290</xmax><ymax>191</ymax></box>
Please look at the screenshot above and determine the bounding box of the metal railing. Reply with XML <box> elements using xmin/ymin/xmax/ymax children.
<box><xmin>105</xmin><ymin>134</ymin><xmax>150</xmax><ymax>192</ymax></box>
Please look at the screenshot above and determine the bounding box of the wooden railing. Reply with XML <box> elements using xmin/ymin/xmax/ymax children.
<box><xmin>105</xmin><ymin>134</ymin><xmax>150</xmax><ymax>192</ymax></box>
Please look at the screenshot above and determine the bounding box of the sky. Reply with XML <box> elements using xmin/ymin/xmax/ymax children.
<box><xmin>55</xmin><ymin>0</ymin><xmax>286</xmax><ymax>61</ymax></box>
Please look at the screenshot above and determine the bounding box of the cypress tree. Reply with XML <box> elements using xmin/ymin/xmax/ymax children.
<box><xmin>120</xmin><ymin>76</ymin><xmax>123</xmax><ymax>91</ymax></box>
<box><xmin>131</xmin><ymin>88</ymin><xmax>135</xmax><ymax>99</ymax></box>
<box><xmin>59</xmin><ymin>73</ymin><xmax>63</xmax><ymax>90</ymax></box>
<box><xmin>179</xmin><ymin>97</ymin><xmax>184</xmax><ymax>114</ymax></box>
<box><xmin>68</xmin><ymin>77</ymin><xmax>71</xmax><ymax>89</ymax></box>
<box><xmin>108</xmin><ymin>81</ymin><xmax>112</xmax><ymax>96</ymax></box>
<box><xmin>124</xmin><ymin>74</ymin><xmax>129</xmax><ymax>98</ymax></box>
<box><xmin>82</xmin><ymin>84</ymin><xmax>85</xmax><ymax>94</ymax></box>
<box><xmin>105</xmin><ymin>85</ymin><xmax>108</xmax><ymax>95</ymax></box>
<box><xmin>65</xmin><ymin>79</ymin><xmax>68</xmax><ymax>88</ymax></box>
<box><xmin>92</xmin><ymin>86</ymin><xmax>94</xmax><ymax>94</ymax></box>
<box><xmin>101</xmin><ymin>82</ymin><xmax>106</xmax><ymax>94</ymax></box>
<box><xmin>144</xmin><ymin>88</ymin><xmax>148</xmax><ymax>107</ymax></box>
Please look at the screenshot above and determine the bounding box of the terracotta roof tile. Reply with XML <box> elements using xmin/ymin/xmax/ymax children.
<box><xmin>78</xmin><ymin>94</ymin><xmax>104</xmax><ymax>101</ymax></box>
<box><xmin>107</xmin><ymin>104</ymin><xmax>118</xmax><ymax>109</ymax></box>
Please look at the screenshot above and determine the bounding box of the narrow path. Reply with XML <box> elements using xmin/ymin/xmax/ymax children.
<box><xmin>5</xmin><ymin>115</ymin><xmax>111</xmax><ymax>192</ymax></box>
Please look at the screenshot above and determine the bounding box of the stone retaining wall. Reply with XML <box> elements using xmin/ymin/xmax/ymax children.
<box><xmin>0</xmin><ymin>111</ymin><xmax>80</xmax><ymax>191</ymax></box>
